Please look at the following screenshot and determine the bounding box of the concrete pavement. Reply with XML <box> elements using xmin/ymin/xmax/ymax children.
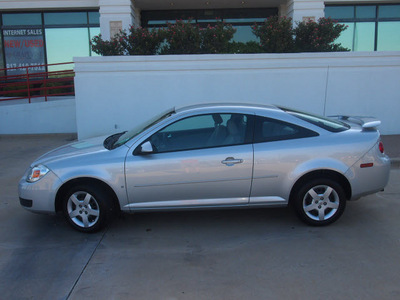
<box><xmin>0</xmin><ymin>134</ymin><xmax>399</xmax><ymax>300</ymax></box>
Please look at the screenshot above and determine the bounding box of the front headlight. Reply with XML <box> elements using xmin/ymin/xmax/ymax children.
<box><xmin>27</xmin><ymin>165</ymin><xmax>50</xmax><ymax>183</ymax></box>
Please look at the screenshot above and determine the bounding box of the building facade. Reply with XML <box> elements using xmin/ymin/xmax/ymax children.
<box><xmin>0</xmin><ymin>0</ymin><xmax>399</xmax><ymax>74</ymax></box>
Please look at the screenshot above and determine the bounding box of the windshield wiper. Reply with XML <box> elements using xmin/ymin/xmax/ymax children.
<box><xmin>103</xmin><ymin>131</ymin><xmax>126</xmax><ymax>150</ymax></box>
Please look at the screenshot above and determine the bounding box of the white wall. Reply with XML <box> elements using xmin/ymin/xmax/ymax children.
<box><xmin>285</xmin><ymin>0</ymin><xmax>324</xmax><ymax>23</ymax></box>
<box><xmin>0</xmin><ymin>98</ymin><xmax>77</xmax><ymax>134</ymax></box>
<box><xmin>74</xmin><ymin>52</ymin><xmax>400</xmax><ymax>139</ymax></box>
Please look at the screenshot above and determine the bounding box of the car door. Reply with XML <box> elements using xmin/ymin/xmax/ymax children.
<box><xmin>124</xmin><ymin>113</ymin><xmax>254</xmax><ymax>209</ymax></box>
<box><xmin>250</xmin><ymin>115</ymin><xmax>319</xmax><ymax>204</ymax></box>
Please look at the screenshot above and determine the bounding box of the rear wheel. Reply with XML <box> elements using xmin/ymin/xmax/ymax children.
<box><xmin>62</xmin><ymin>185</ymin><xmax>113</xmax><ymax>233</ymax></box>
<box><xmin>293</xmin><ymin>178</ymin><xmax>346</xmax><ymax>226</ymax></box>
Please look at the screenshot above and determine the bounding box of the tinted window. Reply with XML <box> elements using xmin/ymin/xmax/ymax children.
<box><xmin>325</xmin><ymin>6</ymin><xmax>354</xmax><ymax>19</ymax></box>
<box><xmin>45</xmin><ymin>28</ymin><xmax>90</xmax><ymax>68</ymax></box>
<box><xmin>379</xmin><ymin>5</ymin><xmax>400</xmax><ymax>19</ymax></box>
<box><xmin>254</xmin><ymin>116</ymin><xmax>318</xmax><ymax>143</ymax></box>
<box><xmin>148</xmin><ymin>113</ymin><xmax>251</xmax><ymax>153</ymax></box>
<box><xmin>279</xmin><ymin>107</ymin><xmax>350</xmax><ymax>133</ymax></box>
<box><xmin>44</xmin><ymin>12</ymin><xmax>88</xmax><ymax>25</ymax></box>
<box><xmin>356</xmin><ymin>6</ymin><xmax>376</xmax><ymax>19</ymax></box>
<box><xmin>377</xmin><ymin>22</ymin><xmax>400</xmax><ymax>51</ymax></box>
<box><xmin>2</xmin><ymin>13</ymin><xmax>42</xmax><ymax>26</ymax></box>
<box><xmin>88</xmin><ymin>12</ymin><xmax>100</xmax><ymax>25</ymax></box>
<box><xmin>325</xmin><ymin>4</ymin><xmax>400</xmax><ymax>51</ymax></box>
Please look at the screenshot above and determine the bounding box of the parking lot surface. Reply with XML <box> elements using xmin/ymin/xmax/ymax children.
<box><xmin>1</xmin><ymin>134</ymin><xmax>399</xmax><ymax>300</ymax></box>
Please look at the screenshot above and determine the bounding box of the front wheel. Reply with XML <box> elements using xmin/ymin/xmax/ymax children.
<box><xmin>293</xmin><ymin>178</ymin><xmax>347</xmax><ymax>226</ymax></box>
<box><xmin>62</xmin><ymin>185</ymin><xmax>113</xmax><ymax>233</ymax></box>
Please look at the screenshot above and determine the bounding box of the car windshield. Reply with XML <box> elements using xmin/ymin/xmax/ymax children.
<box><xmin>107</xmin><ymin>108</ymin><xmax>175</xmax><ymax>149</ymax></box>
<box><xmin>279</xmin><ymin>106</ymin><xmax>350</xmax><ymax>133</ymax></box>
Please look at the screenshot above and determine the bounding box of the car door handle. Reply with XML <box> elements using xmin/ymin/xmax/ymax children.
<box><xmin>221</xmin><ymin>157</ymin><xmax>243</xmax><ymax>166</ymax></box>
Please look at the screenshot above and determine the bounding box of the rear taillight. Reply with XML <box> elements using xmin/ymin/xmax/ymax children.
<box><xmin>379</xmin><ymin>141</ymin><xmax>385</xmax><ymax>154</ymax></box>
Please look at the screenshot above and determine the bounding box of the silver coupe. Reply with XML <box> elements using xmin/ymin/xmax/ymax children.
<box><xmin>19</xmin><ymin>104</ymin><xmax>391</xmax><ymax>232</ymax></box>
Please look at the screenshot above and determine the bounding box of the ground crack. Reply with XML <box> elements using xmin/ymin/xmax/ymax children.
<box><xmin>65</xmin><ymin>227</ymin><xmax>108</xmax><ymax>299</ymax></box>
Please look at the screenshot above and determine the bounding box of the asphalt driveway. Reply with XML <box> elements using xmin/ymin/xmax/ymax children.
<box><xmin>1</xmin><ymin>134</ymin><xmax>399</xmax><ymax>300</ymax></box>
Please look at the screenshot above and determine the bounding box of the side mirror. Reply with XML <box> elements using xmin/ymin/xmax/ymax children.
<box><xmin>139</xmin><ymin>141</ymin><xmax>154</xmax><ymax>154</ymax></box>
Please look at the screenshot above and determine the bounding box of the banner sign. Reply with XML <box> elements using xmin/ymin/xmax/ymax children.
<box><xmin>3</xmin><ymin>28</ymin><xmax>46</xmax><ymax>75</ymax></box>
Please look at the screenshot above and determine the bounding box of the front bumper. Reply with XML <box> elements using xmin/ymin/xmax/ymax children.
<box><xmin>18</xmin><ymin>170</ymin><xmax>63</xmax><ymax>214</ymax></box>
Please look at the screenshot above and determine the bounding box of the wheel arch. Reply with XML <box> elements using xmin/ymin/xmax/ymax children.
<box><xmin>55</xmin><ymin>177</ymin><xmax>121</xmax><ymax>213</ymax></box>
<box><xmin>289</xmin><ymin>169</ymin><xmax>352</xmax><ymax>204</ymax></box>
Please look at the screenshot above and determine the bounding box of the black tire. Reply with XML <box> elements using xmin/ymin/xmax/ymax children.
<box><xmin>293</xmin><ymin>178</ymin><xmax>346</xmax><ymax>226</ymax></box>
<box><xmin>62</xmin><ymin>184</ymin><xmax>114</xmax><ymax>233</ymax></box>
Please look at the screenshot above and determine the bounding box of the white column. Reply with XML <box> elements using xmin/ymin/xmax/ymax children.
<box><xmin>99</xmin><ymin>0</ymin><xmax>139</xmax><ymax>40</ymax></box>
<box><xmin>285</xmin><ymin>0</ymin><xmax>325</xmax><ymax>24</ymax></box>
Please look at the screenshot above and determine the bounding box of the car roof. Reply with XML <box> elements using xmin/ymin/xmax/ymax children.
<box><xmin>175</xmin><ymin>102</ymin><xmax>280</xmax><ymax>114</ymax></box>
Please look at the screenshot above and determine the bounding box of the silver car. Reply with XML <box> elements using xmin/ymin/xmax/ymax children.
<box><xmin>19</xmin><ymin>104</ymin><xmax>391</xmax><ymax>232</ymax></box>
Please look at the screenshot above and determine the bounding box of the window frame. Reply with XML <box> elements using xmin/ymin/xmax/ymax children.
<box><xmin>253</xmin><ymin>115</ymin><xmax>319</xmax><ymax>144</ymax></box>
<box><xmin>141</xmin><ymin>113</ymin><xmax>255</xmax><ymax>154</ymax></box>
<box><xmin>141</xmin><ymin>8</ymin><xmax>278</xmax><ymax>43</ymax></box>
<box><xmin>0</xmin><ymin>10</ymin><xmax>100</xmax><ymax>73</ymax></box>
<box><xmin>325</xmin><ymin>3</ymin><xmax>400</xmax><ymax>51</ymax></box>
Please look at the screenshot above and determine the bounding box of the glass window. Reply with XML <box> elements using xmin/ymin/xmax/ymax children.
<box><xmin>233</xmin><ymin>25</ymin><xmax>258</xmax><ymax>43</ymax></box>
<box><xmin>356</xmin><ymin>6</ymin><xmax>376</xmax><ymax>19</ymax></box>
<box><xmin>89</xmin><ymin>27</ymin><xmax>101</xmax><ymax>56</ymax></box>
<box><xmin>45</xmin><ymin>28</ymin><xmax>90</xmax><ymax>70</ymax></box>
<box><xmin>377</xmin><ymin>22</ymin><xmax>400</xmax><ymax>51</ymax></box>
<box><xmin>379</xmin><ymin>5</ymin><xmax>400</xmax><ymax>19</ymax></box>
<box><xmin>335</xmin><ymin>23</ymin><xmax>354</xmax><ymax>50</ymax></box>
<box><xmin>254</xmin><ymin>116</ymin><xmax>318</xmax><ymax>143</ymax></box>
<box><xmin>354</xmin><ymin>22</ymin><xmax>375</xmax><ymax>51</ymax></box>
<box><xmin>44</xmin><ymin>12</ymin><xmax>88</xmax><ymax>25</ymax></box>
<box><xmin>2</xmin><ymin>13</ymin><xmax>42</xmax><ymax>26</ymax></box>
<box><xmin>325</xmin><ymin>6</ymin><xmax>354</xmax><ymax>19</ymax></box>
<box><xmin>3</xmin><ymin>28</ymin><xmax>45</xmax><ymax>75</ymax></box>
<box><xmin>325</xmin><ymin>4</ymin><xmax>400</xmax><ymax>51</ymax></box>
<box><xmin>0</xmin><ymin>10</ymin><xmax>100</xmax><ymax>77</ymax></box>
<box><xmin>142</xmin><ymin>8</ymin><xmax>277</xmax><ymax>42</ymax></box>
<box><xmin>225</xmin><ymin>18</ymin><xmax>265</xmax><ymax>23</ymax></box>
<box><xmin>279</xmin><ymin>107</ymin><xmax>350</xmax><ymax>133</ymax></box>
<box><xmin>149</xmin><ymin>113</ymin><xmax>249</xmax><ymax>153</ymax></box>
<box><xmin>0</xmin><ymin>31</ymin><xmax>4</xmax><ymax>76</ymax></box>
<box><xmin>89</xmin><ymin>12</ymin><xmax>100</xmax><ymax>25</ymax></box>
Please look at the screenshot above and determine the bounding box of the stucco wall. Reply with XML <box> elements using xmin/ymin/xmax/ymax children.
<box><xmin>74</xmin><ymin>52</ymin><xmax>400</xmax><ymax>139</ymax></box>
<box><xmin>0</xmin><ymin>98</ymin><xmax>77</xmax><ymax>134</ymax></box>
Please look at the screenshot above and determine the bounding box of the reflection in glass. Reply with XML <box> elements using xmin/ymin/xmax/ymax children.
<box><xmin>378</xmin><ymin>5</ymin><xmax>400</xmax><ymax>19</ymax></box>
<box><xmin>377</xmin><ymin>22</ymin><xmax>400</xmax><ymax>51</ymax></box>
<box><xmin>233</xmin><ymin>26</ymin><xmax>257</xmax><ymax>43</ymax></box>
<box><xmin>3</xmin><ymin>29</ymin><xmax>45</xmax><ymax>75</ymax></box>
<box><xmin>325</xmin><ymin>7</ymin><xmax>354</xmax><ymax>19</ymax></box>
<box><xmin>0</xmin><ymin>31</ymin><xmax>3</xmax><ymax>76</ymax></box>
<box><xmin>2</xmin><ymin>13</ymin><xmax>42</xmax><ymax>26</ymax></box>
<box><xmin>225</xmin><ymin>18</ymin><xmax>265</xmax><ymax>23</ymax></box>
<box><xmin>335</xmin><ymin>23</ymin><xmax>354</xmax><ymax>50</ymax></box>
<box><xmin>354</xmin><ymin>22</ymin><xmax>375</xmax><ymax>51</ymax></box>
<box><xmin>45</xmin><ymin>28</ymin><xmax>90</xmax><ymax>71</ymax></box>
<box><xmin>44</xmin><ymin>12</ymin><xmax>87</xmax><ymax>25</ymax></box>
<box><xmin>89</xmin><ymin>12</ymin><xmax>100</xmax><ymax>25</ymax></box>
<box><xmin>89</xmin><ymin>27</ymin><xmax>101</xmax><ymax>56</ymax></box>
<box><xmin>356</xmin><ymin>6</ymin><xmax>376</xmax><ymax>19</ymax></box>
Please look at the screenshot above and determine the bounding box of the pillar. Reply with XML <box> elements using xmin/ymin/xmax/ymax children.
<box><xmin>99</xmin><ymin>0</ymin><xmax>140</xmax><ymax>40</ymax></box>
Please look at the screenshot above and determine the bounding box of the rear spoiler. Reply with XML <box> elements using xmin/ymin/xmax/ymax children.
<box><xmin>329</xmin><ymin>115</ymin><xmax>381</xmax><ymax>129</ymax></box>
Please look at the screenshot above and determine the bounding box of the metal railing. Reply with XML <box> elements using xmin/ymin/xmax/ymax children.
<box><xmin>0</xmin><ymin>62</ymin><xmax>74</xmax><ymax>103</ymax></box>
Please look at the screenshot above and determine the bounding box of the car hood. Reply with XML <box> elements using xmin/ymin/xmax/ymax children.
<box><xmin>32</xmin><ymin>135</ymin><xmax>109</xmax><ymax>167</ymax></box>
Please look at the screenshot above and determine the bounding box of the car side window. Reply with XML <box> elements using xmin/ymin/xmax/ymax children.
<box><xmin>148</xmin><ymin>113</ymin><xmax>251</xmax><ymax>153</ymax></box>
<box><xmin>254</xmin><ymin>116</ymin><xmax>318</xmax><ymax>143</ymax></box>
